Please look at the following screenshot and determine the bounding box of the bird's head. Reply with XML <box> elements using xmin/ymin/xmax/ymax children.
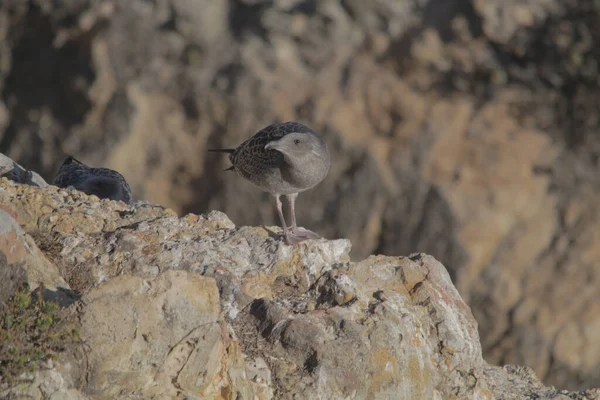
<box><xmin>264</xmin><ymin>132</ymin><xmax>329</xmax><ymax>167</ymax></box>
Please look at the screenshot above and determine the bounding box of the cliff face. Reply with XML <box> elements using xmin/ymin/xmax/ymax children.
<box><xmin>1</xmin><ymin>0</ymin><xmax>600</xmax><ymax>390</ymax></box>
<box><xmin>1</xmin><ymin>174</ymin><xmax>599</xmax><ymax>399</ymax></box>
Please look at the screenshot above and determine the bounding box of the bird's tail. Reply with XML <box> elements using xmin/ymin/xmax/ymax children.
<box><xmin>207</xmin><ymin>148</ymin><xmax>236</xmax><ymax>171</ymax></box>
<box><xmin>62</xmin><ymin>155</ymin><xmax>84</xmax><ymax>165</ymax></box>
<box><xmin>57</xmin><ymin>155</ymin><xmax>85</xmax><ymax>171</ymax></box>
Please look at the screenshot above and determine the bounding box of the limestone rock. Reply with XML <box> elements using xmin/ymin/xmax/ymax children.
<box><xmin>0</xmin><ymin>208</ymin><xmax>73</xmax><ymax>309</ymax></box>
<box><xmin>78</xmin><ymin>270</ymin><xmax>250</xmax><ymax>399</ymax></box>
<box><xmin>0</xmin><ymin>153</ymin><xmax>47</xmax><ymax>188</ymax></box>
<box><xmin>1</xmin><ymin>177</ymin><xmax>598</xmax><ymax>399</ymax></box>
<box><xmin>235</xmin><ymin>254</ymin><xmax>486</xmax><ymax>399</ymax></box>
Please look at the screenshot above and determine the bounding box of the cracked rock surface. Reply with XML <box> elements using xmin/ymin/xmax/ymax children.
<box><xmin>1</xmin><ymin>175</ymin><xmax>599</xmax><ymax>399</ymax></box>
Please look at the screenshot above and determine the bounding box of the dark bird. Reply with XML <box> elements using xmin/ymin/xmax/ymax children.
<box><xmin>52</xmin><ymin>156</ymin><xmax>132</xmax><ymax>204</ymax></box>
<box><xmin>209</xmin><ymin>121</ymin><xmax>330</xmax><ymax>245</ymax></box>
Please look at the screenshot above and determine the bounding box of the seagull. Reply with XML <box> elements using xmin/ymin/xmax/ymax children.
<box><xmin>52</xmin><ymin>156</ymin><xmax>132</xmax><ymax>204</ymax></box>
<box><xmin>209</xmin><ymin>121</ymin><xmax>330</xmax><ymax>244</ymax></box>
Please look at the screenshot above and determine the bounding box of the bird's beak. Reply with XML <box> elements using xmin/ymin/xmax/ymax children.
<box><xmin>265</xmin><ymin>142</ymin><xmax>278</xmax><ymax>151</ymax></box>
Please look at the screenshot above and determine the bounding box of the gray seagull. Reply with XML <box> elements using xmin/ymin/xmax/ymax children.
<box><xmin>209</xmin><ymin>121</ymin><xmax>330</xmax><ymax>244</ymax></box>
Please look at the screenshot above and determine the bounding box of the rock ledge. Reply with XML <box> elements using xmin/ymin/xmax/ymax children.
<box><xmin>0</xmin><ymin>173</ymin><xmax>598</xmax><ymax>399</ymax></box>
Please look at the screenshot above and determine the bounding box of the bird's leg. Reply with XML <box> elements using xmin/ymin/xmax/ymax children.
<box><xmin>275</xmin><ymin>194</ymin><xmax>290</xmax><ymax>238</ymax></box>
<box><xmin>274</xmin><ymin>194</ymin><xmax>317</xmax><ymax>245</ymax></box>
<box><xmin>286</xmin><ymin>193</ymin><xmax>320</xmax><ymax>240</ymax></box>
<box><xmin>288</xmin><ymin>193</ymin><xmax>299</xmax><ymax>232</ymax></box>
<box><xmin>275</xmin><ymin>195</ymin><xmax>301</xmax><ymax>245</ymax></box>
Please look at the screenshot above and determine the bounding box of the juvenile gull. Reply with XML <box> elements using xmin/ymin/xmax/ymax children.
<box><xmin>53</xmin><ymin>156</ymin><xmax>132</xmax><ymax>204</ymax></box>
<box><xmin>209</xmin><ymin>121</ymin><xmax>330</xmax><ymax>244</ymax></box>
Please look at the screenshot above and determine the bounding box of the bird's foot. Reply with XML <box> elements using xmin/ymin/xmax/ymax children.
<box><xmin>283</xmin><ymin>226</ymin><xmax>321</xmax><ymax>245</ymax></box>
<box><xmin>284</xmin><ymin>232</ymin><xmax>309</xmax><ymax>245</ymax></box>
<box><xmin>290</xmin><ymin>226</ymin><xmax>321</xmax><ymax>239</ymax></box>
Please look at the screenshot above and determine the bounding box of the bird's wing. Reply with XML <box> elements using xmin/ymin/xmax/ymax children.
<box><xmin>229</xmin><ymin>122</ymin><xmax>316</xmax><ymax>179</ymax></box>
<box><xmin>230</xmin><ymin>124</ymin><xmax>289</xmax><ymax>178</ymax></box>
<box><xmin>52</xmin><ymin>161</ymin><xmax>90</xmax><ymax>187</ymax></box>
<box><xmin>89</xmin><ymin>168</ymin><xmax>133</xmax><ymax>202</ymax></box>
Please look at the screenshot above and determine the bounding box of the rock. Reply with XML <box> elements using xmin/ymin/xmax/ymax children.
<box><xmin>0</xmin><ymin>208</ymin><xmax>74</xmax><ymax>309</ymax></box>
<box><xmin>2</xmin><ymin>0</ymin><xmax>600</xmax><ymax>391</ymax></box>
<box><xmin>0</xmin><ymin>153</ymin><xmax>48</xmax><ymax>188</ymax></box>
<box><xmin>1</xmin><ymin>369</ymin><xmax>91</xmax><ymax>400</ymax></box>
<box><xmin>236</xmin><ymin>254</ymin><xmax>486</xmax><ymax>399</ymax></box>
<box><xmin>1</xmin><ymin>178</ymin><xmax>598</xmax><ymax>399</ymax></box>
<box><xmin>76</xmin><ymin>270</ymin><xmax>253</xmax><ymax>399</ymax></box>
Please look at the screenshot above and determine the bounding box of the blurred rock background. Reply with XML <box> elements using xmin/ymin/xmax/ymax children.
<box><xmin>0</xmin><ymin>0</ymin><xmax>599</xmax><ymax>391</ymax></box>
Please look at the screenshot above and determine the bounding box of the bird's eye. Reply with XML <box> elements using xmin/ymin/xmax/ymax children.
<box><xmin>294</xmin><ymin>139</ymin><xmax>300</xmax><ymax>145</ymax></box>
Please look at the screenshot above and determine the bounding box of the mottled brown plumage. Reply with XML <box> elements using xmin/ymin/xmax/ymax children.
<box><xmin>53</xmin><ymin>156</ymin><xmax>132</xmax><ymax>203</ymax></box>
<box><xmin>209</xmin><ymin>121</ymin><xmax>330</xmax><ymax>244</ymax></box>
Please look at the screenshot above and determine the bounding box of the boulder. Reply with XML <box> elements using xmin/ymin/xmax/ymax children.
<box><xmin>0</xmin><ymin>208</ymin><xmax>73</xmax><ymax>310</ymax></box>
<box><xmin>0</xmin><ymin>153</ymin><xmax>47</xmax><ymax>188</ymax></box>
<box><xmin>1</xmin><ymin>177</ymin><xmax>599</xmax><ymax>399</ymax></box>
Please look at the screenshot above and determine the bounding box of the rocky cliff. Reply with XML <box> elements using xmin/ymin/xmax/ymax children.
<box><xmin>1</xmin><ymin>0</ymin><xmax>600</xmax><ymax>391</ymax></box>
<box><xmin>1</xmin><ymin>161</ymin><xmax>599</xmax><ymax>399</ymax></box>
